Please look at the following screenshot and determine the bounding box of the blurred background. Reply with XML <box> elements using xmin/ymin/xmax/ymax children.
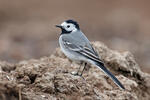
<box><xmin>0</xmin><ymin>0</ymin><xmax>150</xmax><ymax>73</ymax></box>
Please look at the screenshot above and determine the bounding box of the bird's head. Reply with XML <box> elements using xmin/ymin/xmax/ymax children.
<box><xmin>56</xmin><ymin>19</ymin><xmax>80</xmax><ymax>34</ymax></box>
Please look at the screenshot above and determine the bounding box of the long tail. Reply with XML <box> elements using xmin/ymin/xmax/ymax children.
<box><xmin>95</xmin><ymin>61</ymin><xmax>125</xmax><ymax>90</ymax></box>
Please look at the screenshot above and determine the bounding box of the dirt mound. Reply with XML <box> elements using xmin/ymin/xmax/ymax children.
<box><xmin>0</xmin><ymin>41</ymin><xmax>150</xmax><ymax>100</ymax></box>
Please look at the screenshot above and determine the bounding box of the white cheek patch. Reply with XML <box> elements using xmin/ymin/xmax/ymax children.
<box><xmin>61</xmin><ymin>22</ymin><xmax>77</xmax><ymax>32</ymax></box>
<box><xmin>69</xmin><ymin>24</ymin><xmax>75</xmax><ymax>29</ymax></box>
<box><xmin>69</xmin><ymin>24</ymin><xmax>77</xmax><ymax>31</ymax></box>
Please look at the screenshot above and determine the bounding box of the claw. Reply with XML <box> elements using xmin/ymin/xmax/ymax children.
<box><xmin>71</xmin><ymin>71</ymin><xmax>85</xmax><ymax>80</ymax></box>
<box><xmin>71</xmin><ymin>71</ymin><xmax>79</xmax><ymax>76</ymax></box>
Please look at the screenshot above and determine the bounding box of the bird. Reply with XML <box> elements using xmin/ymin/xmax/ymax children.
<box><xmin>56</xmin><ymin>19</ymin><xmax>125</xmax><ymax>90</ymax></box>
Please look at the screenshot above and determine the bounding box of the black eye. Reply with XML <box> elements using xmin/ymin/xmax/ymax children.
<box><xmin>67</xmin><ymin>25</ymin><xmax>70</xmax><ymax>28</ymax></box>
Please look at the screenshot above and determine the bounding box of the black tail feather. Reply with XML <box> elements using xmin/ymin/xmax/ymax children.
<box><xmin>95</xmin><ymin>62</ymin><xmax>125</xmax><ymax>90</ymax></box>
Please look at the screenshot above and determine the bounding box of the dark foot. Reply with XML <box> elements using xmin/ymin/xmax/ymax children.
<box><xmin>71</xmin><ymin>71</ymin><xmax>85</xmax><ymax>80</ymax></box>
<box><xmin>71</xmin><ymin>71</ymin><xmax>80</xmax><ymax>76</ymax></box>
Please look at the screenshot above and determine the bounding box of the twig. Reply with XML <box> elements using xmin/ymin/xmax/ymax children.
<box><xmin>19</xmin><ymin>87</ymin><xmax>22</xmax><ymax>100</ymax></box>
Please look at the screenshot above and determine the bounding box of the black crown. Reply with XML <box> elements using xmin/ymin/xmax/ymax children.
<box><xmin>65</xmin><ymin>19</ymin><xmax>80</xmax><ymax>30</ymax></box>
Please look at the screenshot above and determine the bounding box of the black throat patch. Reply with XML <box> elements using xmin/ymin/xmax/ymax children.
<box><xmin>61</xmin><ymin>28</ymin><xmax>72</xmax><ymax>35</ymax></box>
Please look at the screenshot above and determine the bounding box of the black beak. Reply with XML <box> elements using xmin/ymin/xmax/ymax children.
<box><xmin>55</xmin><ymin>25</ymin><xmax>62</xmax><ymax>28</ymax></box>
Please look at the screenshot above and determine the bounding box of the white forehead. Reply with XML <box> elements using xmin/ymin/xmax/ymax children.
<box><xmin>61</xmin><ymin>22</ymin><xmax>67</xmax><ymax>26</ymax></box>
<box><xmin>61</xmin><ymin>22</ymin><xmax>74</xmax><ymax>26</ymax></box>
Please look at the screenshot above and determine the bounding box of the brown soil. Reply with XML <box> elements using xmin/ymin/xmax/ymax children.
<box><xmin>0</xmin><ymin>42</ymin><xmax>150</xmax><ymax>100</ymax></box>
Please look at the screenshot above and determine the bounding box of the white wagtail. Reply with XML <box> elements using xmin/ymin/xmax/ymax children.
<box><xmin>56</xmin><ymin>19</ymin><xmax>125</xmax><ymax>90</ymax></box>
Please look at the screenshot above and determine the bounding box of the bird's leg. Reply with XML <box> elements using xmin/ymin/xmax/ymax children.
<box><xmin>76</xmin><ymin>62</ymin><xmax>83</xmax><ymax>75</ymax></box>
<box><xmin>80</xmin><ymin>63</ymin><xmax>87</xmax><ymax>76</ymax></box>
<box><xmin>71</xmin><ymin>62</ymin><xmax>83</xmax><ymax>76</ymax></box>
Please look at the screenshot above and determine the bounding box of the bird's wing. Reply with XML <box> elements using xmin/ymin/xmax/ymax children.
<box><xmin>62</xmin><ymin>38</ymin><xmax>125</xmax><ymax>89</ymax></box>
<box><xmin>62</xmin><ymin>38</ymin><xmax>103</xmax><ymax>63</ymax></box>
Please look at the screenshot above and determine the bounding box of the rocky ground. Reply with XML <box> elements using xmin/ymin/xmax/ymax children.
<box><xmin>0</xmin><ymin>41</ymin><xmax>150</xmax><ymax>100</ymax></box>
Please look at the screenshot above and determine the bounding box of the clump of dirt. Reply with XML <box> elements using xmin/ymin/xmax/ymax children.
<box><xmin>0</xmin><ymin>41</ymin><xmax>150</xmax><ymax>100</ymax></box>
